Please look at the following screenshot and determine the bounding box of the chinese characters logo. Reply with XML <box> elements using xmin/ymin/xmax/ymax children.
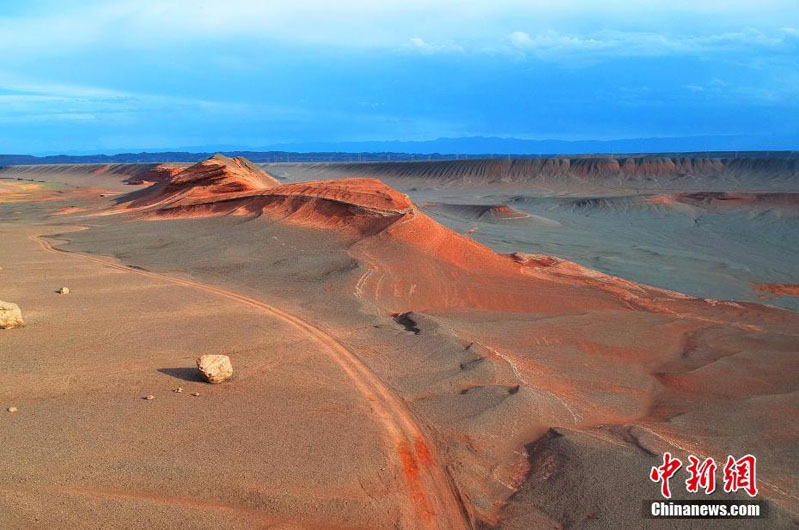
<box><xmin>650</xmin><ymin>453</ymin><xmax>758</xmax><ymax>498</ymax></box>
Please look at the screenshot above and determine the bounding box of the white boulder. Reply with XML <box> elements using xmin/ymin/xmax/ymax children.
<box><xmin>196</xmin><ymin>354</ymin><xmax>234</xmax><ymax>384</ymax></box>
<box><xmin>0</xmin><ymin>301</ymin><xmax>23</xmax><ymax>329</ymax></box>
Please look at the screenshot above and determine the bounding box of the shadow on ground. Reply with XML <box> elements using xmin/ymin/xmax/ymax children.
<box><xmin>158</xmin><ymin>367</ymin><xmax>205</xmax><ymax>382</ymax></box>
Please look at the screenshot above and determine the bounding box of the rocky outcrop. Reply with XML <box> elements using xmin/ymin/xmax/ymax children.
<box><xmin>0</xmin><ymin>301</ymin><xmax>24</xmax><ymax>329</ymax></box>
<box><xmin>162</xmin><ymin>154</ymin><xmax>279</xmax><ymax>196</ymax></box>
<box><xmin>125</xmin><ymin>154</ymin><xmax>281</xmax><ymax>211</ymax></box>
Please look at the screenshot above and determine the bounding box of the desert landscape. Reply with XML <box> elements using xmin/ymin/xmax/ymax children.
<box><xmin>1</xmin><ymin>153</ymin><xmax>797</xmax><ymax>529</ymax></box>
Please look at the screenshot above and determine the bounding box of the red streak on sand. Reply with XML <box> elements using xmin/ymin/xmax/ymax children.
<box><xmin>54</xmin><ymin>207</ymin><xmax>87</xmax><ymax>215</ymax></box>
<box><xmin>644</xmin><ymin>194</ymin><xmax>676</xmax><ymax>205</ymax></box>
<box><xmin>415</xmin><ymin>437</ymin><xmax>435</xmax><ymax>469</ymax></box>
<box><xmin>398</xmin><ymin>441</ymin><xmax>433</xmax><ymax>521</ymax></box>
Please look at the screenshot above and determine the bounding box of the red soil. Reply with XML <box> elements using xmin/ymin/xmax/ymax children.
<box><xmin>414</xmin><ymin>437</ymin><xmax>435</xmax><ymax>469</ymax></box>
<box><xmin>753</xmin><ymin>283</ymin><xmax>799</xmax><ymax>297</ymax></box>
<box><xmin>397</xmin><ymin>440</ymin><xmax>434</xmax><ymax>522</ymax></box>
<box><xmin>643</xmin><ymin>194</ymin><xmax>676</xmax><ymax>206</ymax></box>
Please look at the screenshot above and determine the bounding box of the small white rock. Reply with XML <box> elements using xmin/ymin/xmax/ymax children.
<box><xmin>7</xmin><ymin>406</ymin><xmax>17</xmax><ymax>413</ymax></box>
<box><xmin>57</xmin><ymin>287</ymin><xmax>70</xmax><ymax>295</ymax></box>
<box><xmin>143</xmin><ymin>395</ymin><xmax>155</xmax><ymax>400</ymax></box>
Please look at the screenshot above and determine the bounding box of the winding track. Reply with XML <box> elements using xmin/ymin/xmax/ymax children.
<box><xmin>30</xmin><ymin>231</ymin><xmax>471</xmax><ymax>530</ymax></box>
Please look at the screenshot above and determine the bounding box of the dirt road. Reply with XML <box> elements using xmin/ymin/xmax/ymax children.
<box><xmin>30</xmin><ymin>231</ymin><xmax>471</xmax><ymax>530</ymax></box>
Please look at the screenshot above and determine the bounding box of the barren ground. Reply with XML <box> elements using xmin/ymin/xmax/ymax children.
<box><xmin>1</xmin><ymin>160</ymin><xmax>798</xmax><ymax>529</ymax></box>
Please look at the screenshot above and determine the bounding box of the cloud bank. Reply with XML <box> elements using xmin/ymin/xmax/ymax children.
<box><xmin>0</xmin><ymin>0</ymin><xmax>797</xmax><ymax>153</ymax></box>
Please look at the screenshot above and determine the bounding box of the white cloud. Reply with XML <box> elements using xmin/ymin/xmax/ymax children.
<box><xmin>0</xmin><ymin>74</ymin><xmax>308</xmax><ymax>125</ymax></box>
<box><xmin>506</xmin><ymin>28</ymin><xmax>797</xmax><ymax>59</ymax></box>
<box><xmin>406</xmin><ymin>37</ymin><xmax>463</xmax><ymax>55</ymax></box>
<box><xmin>409</xmin><ymin>37</ymin><xmax>433</xmax><ymax>53</ymax></box>
<box><xmin>681</xmin><ymin>76</ymin><xmax>799</xmax><ymax>103</ymax></box>
<box><xmin>509</xmin><ymin>31</ymin><xmax>533</xmax><ymax>48</ymax></box>
<box><xmin>1</xmin><ymin>0</ymin><xmax>797</xmax><ymax>56</ymax></box>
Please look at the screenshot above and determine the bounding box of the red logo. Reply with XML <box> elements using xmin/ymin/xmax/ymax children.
<box><xmin>650</xmin><ymin>453</ymin><xmax>757</xmax><ymax>499</ymax></box>
<box><xmin>650</xmin><ymin>452</ymin><xmax>682</xmax><ymax>499</ymax></box>
<box><xmin>685</xmin><ymin>456</ymin><xmax>717</xmax><ymax>494</ymax></box>
<box><xmin>723</xmin><ymin>455</ymin><xmax>759</xmax><ymax>497</ymax></box>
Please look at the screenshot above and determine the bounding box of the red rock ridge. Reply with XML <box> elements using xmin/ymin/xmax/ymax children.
<box><xmin>125</xmin><ymin>154</ymin><xmax>280</xmax><ymax>210</ymax></box>
<box><xmin>162</xmin><ymin>154</ymin><xmax>279</xmax><ymax>196</ymax></box>
<box><xmin>118</xmin><ymin>159</ymin><xmax>798</xmax><ymax>320</ymax></box>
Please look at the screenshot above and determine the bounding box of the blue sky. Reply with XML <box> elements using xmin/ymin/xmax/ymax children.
<box><xmin>1</xmin><ymin>0</ymin><xmax>798</xmax><ymax>154</ymax></box>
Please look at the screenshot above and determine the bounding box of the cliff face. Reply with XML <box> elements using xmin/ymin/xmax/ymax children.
<box><xmin>264</xmin><ymin>156</ymin><xmax>799</xmax><ymax>189</ymax></box>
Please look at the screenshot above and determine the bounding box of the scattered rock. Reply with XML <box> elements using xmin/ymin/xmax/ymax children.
<box><xmin>0</xmin><ymin>301</ymin><xmax>24</xmax><ymax>329</ymax></box>
<box><xmin>191</xmin><ymin>392</ymin><xmax>200</xmax><ymax>397</ymax></box>
<box><xmin>196</xmin><ymin>354</ymin><xmax>233</xmax><ymax>384</ymax></box>
<box><xmin>143</xmin><ymin>395</ymin><xmax>155</xmax><ymax>400</ymax></box>
<box><xmin>57</xmin><ymin>287</ymin><xmax>70</xmax><ymax>295</ymax></box>
<box><xmin>7</xmin><ymin>406</ymin><xmax>17</xmax><ymax>413</ymax></box>
<box><xmin>174</xmin><ymin>387</ymin><xmax>183</xmax><ymax>393</ymax></box>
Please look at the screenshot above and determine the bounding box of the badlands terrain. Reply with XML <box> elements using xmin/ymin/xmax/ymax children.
<box><xmin>1</xmin><ymin>154</ymin><xmax>798</xmax><ymax>529</ymax></box>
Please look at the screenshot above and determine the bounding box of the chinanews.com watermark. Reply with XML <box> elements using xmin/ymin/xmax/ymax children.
<box><xmin>645</xmin><ymin>500</ymin><xmax>765</xmax><ymax>519</ymax></box>
<box><xmin>645</xmin><ymin>452</ymin><xmax>767</xmax><ymax>519</ymax></box>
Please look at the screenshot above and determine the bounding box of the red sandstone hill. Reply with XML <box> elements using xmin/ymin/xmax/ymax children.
<box><xmin>118</xmin><ymin>154</ymin><xmax>797</xmax><ymax>318</ymax></box>
<box><xmin>119</xmin><ymin>157</ymin><xmax>795</xmax><ymax>319</ymax></box>
<box><xmin>161</xmin><ymin>153</ymin><xmax>279</xmax><ymax>195</ymax></box>
<box><xmin>126</xmin><ymin>154</ymin><xmax>280</xmax><ymax>209</ymax></box>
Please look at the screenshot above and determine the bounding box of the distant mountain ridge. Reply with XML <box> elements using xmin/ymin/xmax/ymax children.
<box><xmin>2</xmin><ymin>148</ymin><xmax>798</xmax><ymax>167</ymax></box>
<box><xmin>2</xmin><ymin>134</ymin><xmax>797</xmax><ymax>166</ymax></box>
<box><xmin>265</xmin><ymin>135</ymin><xmax>799</xmax><ymax>156</ymax></box>
<box><xmin>0</xmin><ymin>151</ymin><xmax>456</xmax><ymax>166</ymax></box>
